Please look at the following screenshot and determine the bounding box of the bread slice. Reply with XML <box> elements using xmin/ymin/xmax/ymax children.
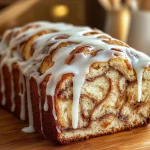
<box><xmin>0</xmin><ymin>21</ymin><xmax>150</xmax><ymax>144</ymax></box>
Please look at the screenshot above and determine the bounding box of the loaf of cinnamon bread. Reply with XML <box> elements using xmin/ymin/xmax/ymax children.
<box><xmin>0</xmin><ymin>21</ymin><xmax>150</xmax><ymax>144</ymax></box>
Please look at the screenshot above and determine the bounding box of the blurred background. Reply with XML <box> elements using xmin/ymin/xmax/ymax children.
<box><xmin>0</xmin><ymin>0</ymin><xmax>150</xmax><ymax>55</ymax></box>
<box><xmin>0</xmin><ymin>0</ymin><xmax>106</xmax><ymax>33</ymax></box>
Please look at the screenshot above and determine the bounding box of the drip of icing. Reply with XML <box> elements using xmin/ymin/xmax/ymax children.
<box><xmin>56</xmin><ymin>126</ymin><xmax>61</xmax><ymax>133</ymax></box>
<box><xmin>4</xmin><ymin>57</ymin><xmax>18</xmax><ymax>112</ymax></box>
<box><xmin>22</xmin><ymin>77</ymin><xmax>35</xmax><ymax>133</ymax></box>
<box><xmin>36</xmin><ymin>82</ymin><xmax>45</xmax><ymax>136</ymax></box>
<box><xmin>0</xmin><ymin>28</ymin><xmax>20</xmax><ymax>107</ymax></box>
<box><xmin>136</xmin><ymin>69</ymin><xmax>143</xmax><ymax>102</ymax></box>
<box><xmin>130</xmin><ymin>50</ymin><xmax>150</xmax><ymax>102</ymax></box>
<box><xmin>44</xmin><ymin>95</ymin><xmax>49</xmax><ymax>111</ymax></box>
<box><xmin>72</xmin><ymin>74</ymin><xmax>87</xmax><ymax>128</ymax></box>
<box><xmin>0</xmin><ymin>52</ymin><xmax>17</xmax><ymax>111</ymax></box>
<box><xmin>21</xmin><ymin>126</ymin><xmax>35</xmax><ymax>133</ymax></box>
<box><xmin>19</xmin><ymin>73</ymin><xmax>26</xmax><ymax>120</ymax></box>
<box><xmin>122</xmin><ymin>48</ymin><xmax>150</xmax><ymax>102</ymax></box>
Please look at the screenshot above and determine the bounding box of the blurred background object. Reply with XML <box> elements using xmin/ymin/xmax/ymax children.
<box><xmin>127</xmin><ymin>0</ymin><xmax>150</xmax><ymax>55</ymax></box>
<box><xmin>127</xmin><ymin>11</ymin><xmax>150</xmax><ymax>55</ymax></box>
<box><xmin>98</xmin><ymin>0</ymin><xmax>131</xmax><ymax>42</ymax></box>
<box><xmin>0</xmin><ymin>0</ymin><xmax>106</xmax><ymax>34</ymax></box>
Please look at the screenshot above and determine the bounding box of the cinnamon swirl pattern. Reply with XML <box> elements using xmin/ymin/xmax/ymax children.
<box><xmin>0</xmin><ymin>21</ymin><xmax>150</xmax><ymax>144</ymax></box>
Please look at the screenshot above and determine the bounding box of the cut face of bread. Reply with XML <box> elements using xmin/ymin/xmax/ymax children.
<box><xmin>55</xmin><ymin>67</ymin><xmax>150</xmax><ymax>143</ymax></box>
<box><xmin>0</xmin><ymin>21</ymin><xmax>150</xmax><ymax>144</ymax></box>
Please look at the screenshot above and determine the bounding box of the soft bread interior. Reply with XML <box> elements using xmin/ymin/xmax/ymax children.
<box><xmin>55</xmin><ymin>66</ymin><xmax>150</xmax><ymax>143</ymax></box>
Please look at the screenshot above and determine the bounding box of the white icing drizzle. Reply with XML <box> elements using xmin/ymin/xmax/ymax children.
<box><xmin>125</xmin><ymin>49</ymin><xmax>150</xmax><ymax>102</ymax></box>
<box><xmin>0</xmin><ymin>30</ymin><xmax>12</xmax><ymax>105</ymax></box>
<box><xmin>0</xmin><ymin>54</ymin><xmax>17</xmax><ymax>112</ymax></box>
<box><xmin>44</xmin><ymin>95</ymin><xmax>49</xmax><ymax>111</ymax></box>
<box><xmin>0</xmin><ymin>21</ymin><xmax>150</xmax><ymax>132</ymax></box>
<box><xmin>21</xmin><ymin>77</ymin><xmax>35</xmax><ymax>133</ymax></box>
<box><xmin>56</xmin><ymin>126</ymin><xmax>61</xmax><ymax>133</ymax></box>
<box><xmin>19</xmin><ymin>73</ymin><xmax>26</xmax><ymax>120</ymax></box>
<box><xmin>0</xmin><ymin>28</ymin><xmax>20</xmax><ymax>107</ymax></box>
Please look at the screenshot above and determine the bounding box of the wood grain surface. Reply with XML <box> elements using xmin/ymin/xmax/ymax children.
<box><xmin>1</xmin><ymin>108</ymin><xmax>150</xmax><ymax>150</ymax></box>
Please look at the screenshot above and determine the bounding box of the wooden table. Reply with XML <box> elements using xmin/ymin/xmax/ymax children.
<box><xmin>1</xmin><ymin>108</ymin><xmax>150</xmax><ymax>150</ymax></box>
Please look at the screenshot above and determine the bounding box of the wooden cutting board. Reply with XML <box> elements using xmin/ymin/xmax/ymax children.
<box><xmin>1</xmin><ymin>108</ymin><xmax>150</xmax><ymax>150</ymax></box>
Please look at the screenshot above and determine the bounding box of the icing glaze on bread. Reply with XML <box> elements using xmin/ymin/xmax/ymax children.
<box><xmin>0</xmin><ymin>21</ymin><xmax>150</xmax><ymax>143</ymax></box>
